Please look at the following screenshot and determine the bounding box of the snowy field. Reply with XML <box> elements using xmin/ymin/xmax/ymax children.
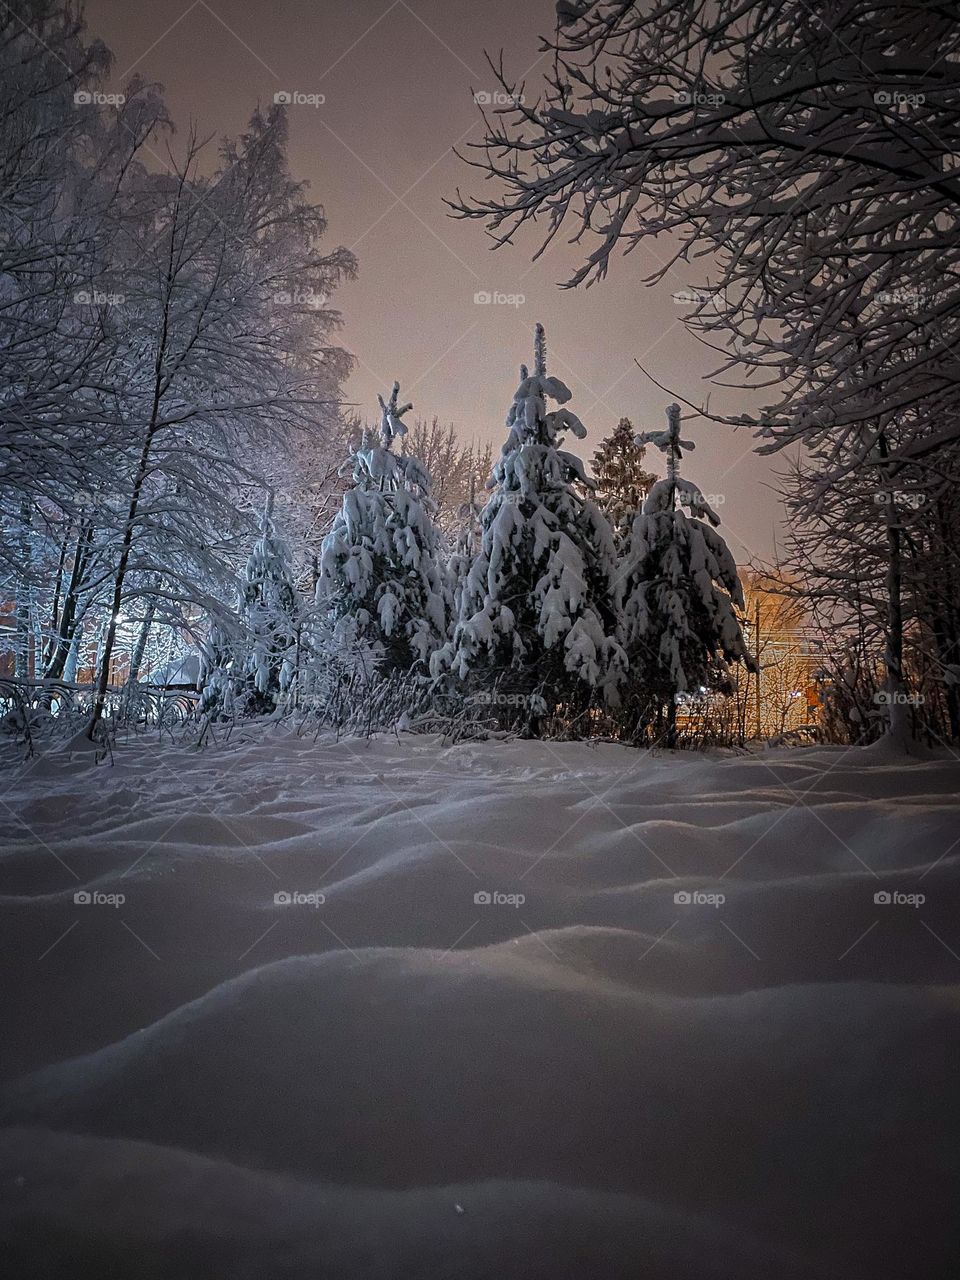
<box><xmin>1</xmin><ymin>731</ymin><xmax>959</xmax><ymax>1278</ymax></box>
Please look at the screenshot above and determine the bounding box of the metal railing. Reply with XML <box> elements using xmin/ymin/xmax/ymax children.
<box><xmin>0</xmin><ymin>677</ymin><xmax>200</xmax><ymax>754</ymax></box>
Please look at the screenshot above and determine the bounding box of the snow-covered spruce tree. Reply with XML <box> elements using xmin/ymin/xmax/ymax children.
<box><xmin>238</xmin><ymin>495</ymin><xmax>303</xmax><ymax>713</ymax></box>
<box><xmin>198</xmin><ymin>621</ymin><xmax>236</xmax><ymax>718</ymax></box>
<box><xmin>619</xmin><ymin>405</ymin><xmax>756</xmax><ymax>745</ymax></box>
<box><xmin>316</xmin><ymin>383</ymin><xmax>448</xmax><ymax>675</ymax></box>
<box><xmin>433</xmin><ymin>325</ymin><xmax>625</xmax><ymax>727</ymax></box>
<box><xmin>590</xmin><ymin>416</ymin><xmax>657</xmax><ymax>547</ymax></box>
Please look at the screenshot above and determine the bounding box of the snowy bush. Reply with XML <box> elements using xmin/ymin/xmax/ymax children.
<box><xmin>198</xmin><ymin>497</ymin><xmax>304</xmax><ymax>718</ymax></box>
<box><xmin>198</xmin><ymin>622</ymin><xmax>237</xmax><ymax>718</ymax></box>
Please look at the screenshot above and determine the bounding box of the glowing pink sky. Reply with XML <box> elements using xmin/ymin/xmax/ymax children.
<box><xmin>89</xmin><ymin>0</ymin><xmax>784</xmax><ymax>561</ymax></box>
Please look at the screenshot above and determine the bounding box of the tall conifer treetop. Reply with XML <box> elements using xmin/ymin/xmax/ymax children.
<box><xmin>619</xmin><ymin>405</ymin><xmax>757</xmax><ymax>742</ymax></box>
<box><xmin>433</xmin><ymin>325</ymin><xmax>625</xmax><ymax>709</ymax></box>
<box><xmin>317</xmin><ymin>382</ymin><xmax>448</xmax><ymax>673</ymax></box>
<box><xmin>590</xmin><ymin>416</ymin><xmax>657</xmax><ymax>540</ymax></box>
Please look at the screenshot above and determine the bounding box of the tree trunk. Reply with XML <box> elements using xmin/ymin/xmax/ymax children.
<box><xmin>118</xmin><ymin>596</ymin><xmax>156</xmax><ymax>723</ymax></box>
<box><xmin>665</xmin><ymin>695</ymin><xmax>677</xmax><ymax>749</ymax></box>
<box><xmin>14</xmin><ymin>499</ymin><xmax>33</xmax><ymax>678</ymax></box>
<box><xmin>64</xmin><ymin>624</ymin><xmax>82</xmax><ymax>683</ymax></box>
<box><xmin>44</xmin><ymin>530</ymin><xmax>70</xmax><ymax>670</ymax></box>
<box><xmin>127</xmin><ymin>597</ymin><xmax>156</xmax><ymax>686</ymax></box>
<box><xmin>87</xmin><ymin>446</ymin><xmax>149</xmax><ymax>735</ymax></box>
<box><xmin>45</xmin><ymin>522</ymin><xmax>93</xmax><ymax>680</ymax></box>
<box><xmin>878</xmin><ymin>435</ymin><xmax>910</xmax><ymax>749</ymax></box>
<box><xmin>87</xmin><ymin>263</ymin><xmax>172</xmax><ymax>736</ymax></box>
<box><xmin>932</xmin><ymin>498</ymin><xmax>960</xmax><ymax>743</ymax></box>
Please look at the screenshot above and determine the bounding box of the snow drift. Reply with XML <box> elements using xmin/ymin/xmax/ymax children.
<box><xmin>1</xmin><ymin>731</ymin><xmax>958</xmax><ymax>1277</ymax></box>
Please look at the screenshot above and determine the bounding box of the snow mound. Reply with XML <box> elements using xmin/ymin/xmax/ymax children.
<box><xmin>3</xmin><ymin>945</ymin><xmax>958</xmax><ymax>1278</ymax></box>
<box><xmin>0</xmin><ymin>1127</ymin><xmax>834</xmax><ymax>1280</ymax></box>
<box><xmin>1</xmin><ymin>734</ymin><xmax>959</xmax><ymax>1278</ymax></box>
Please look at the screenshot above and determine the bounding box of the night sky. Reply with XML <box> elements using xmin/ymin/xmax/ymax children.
<box><xmin>87</xmin><ymin>0</ymin><xmax>783</xmax><ymax>560</ymax></box>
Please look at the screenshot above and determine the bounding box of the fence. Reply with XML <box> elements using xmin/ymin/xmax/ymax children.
<box><xmin>0</xmin><ymin>677</ymin><xmax>200</xmax><ymax>754</ymax></box>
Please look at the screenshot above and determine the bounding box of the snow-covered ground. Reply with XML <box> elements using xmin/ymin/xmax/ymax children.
<box><xmin>1</xmin><ymin>730</ymin><xmax>958</xmax><ymax>1278</ymax></box>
